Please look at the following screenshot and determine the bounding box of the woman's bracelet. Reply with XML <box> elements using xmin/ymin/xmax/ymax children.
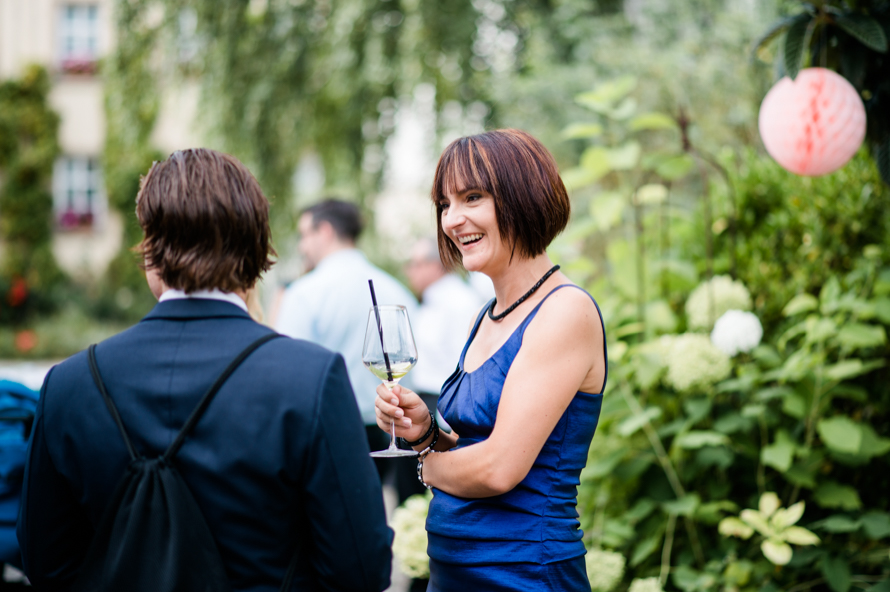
<box><xmin>417</xmin><ymin>448</ymin><xmax>439</xmax><ymax>490</ymax></box>
<box><xmin>402</xmin><ymin>409</ymin><xmax>438</xmax><ymax>447</ymax></box>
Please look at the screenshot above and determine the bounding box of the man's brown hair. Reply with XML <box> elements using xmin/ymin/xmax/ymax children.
<box><xmin>430</xmin><ymin>129</ymin><xmax>570</xmax><ymax>270</ymax></box>
<box><xmin>135</xmin><ymin>148</ymin><xmax>275</xmax><ymax>293</ymax></box>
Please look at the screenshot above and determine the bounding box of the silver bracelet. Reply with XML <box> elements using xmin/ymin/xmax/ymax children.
<box><xmin>416</xmin><ymin>449</ymin><xmax>438</xmax><ymax>490</ymax></box>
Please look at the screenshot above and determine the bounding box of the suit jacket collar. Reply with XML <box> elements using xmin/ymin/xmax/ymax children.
<box><xmin>142</xmin><ymin>298</ymin><xmax>254</xmax><ymax>322</ymax></box>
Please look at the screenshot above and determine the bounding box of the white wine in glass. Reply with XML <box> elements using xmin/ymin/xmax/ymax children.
<box><xmin>363</xmin><ymin>305</ymin><xmax>419</xmax><ymax>458</ymax></box>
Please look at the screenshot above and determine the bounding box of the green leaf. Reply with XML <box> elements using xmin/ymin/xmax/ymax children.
<box><xmin>873</xmin><ymin>297</ymin><xmax>890</xmax><ymax>324</ymax></box>
<box><xmin>784</xmin><ymin>15</ymin><xmax>813</xmax><ymax>80</ymax></box>
<box><xmin>814</xmin><ymin>481</ymin><xmax>863</xmax><ymax>511</ymax></box>
<box><xmin>655</xmin><ymin>154</ymin><xmax>694</xmax><ymax>180</ymax></box>
<box><xmin>617</xmin><ymin>406</ymin><xmax>662</xmax><ymax>437</ymax></box>
<box><xmin>560</xmin><ymin>123</ymin><xmax>604</xmax><ymax>140</ymax></box>
<box><xmin>817</xmin><ymin>417</ymin><xmax>862</xmax><ymax>454</ymax></box>
<box><xmin>662</xmin><ymin>493</ymin><xmax>700</xmax><ymax>517</ymax></box>
<box><xmin>814</xmin><ymin>515</ymin><xmax>861</xmax><ymax>533</ymax></box>
<box><xmin>561</xmin><ymin>166</ymin><xmax>601</xmax><ymax>191</ymax></box>
<box><xmin>835</xmin><ymin>323</ymin><xmax>887</xmax><ymax>350</ymax></box>
<box><xmin>713</xmin><ymin>412</ymin><xmax>753</xmax><ymax>435</ymax></box>
<box><xmin>676</xmin><ymin>431</ymin><xmax>729</xmax><ymax>449</ymax></box>
<box><xmin>762</xmin><ymin>538</ymin><xmax>793</xmax><ymax>565</ymax></box>
<box><xmin>824</xmin><ymin>359</ymin><xmax>885</xmax><ymax>382</ymax></box>
<box><xmin>753</xmin><ymin>14</ymin><xmax>807</xmax><ymax>60</ymax></box>
<box><xmin>583</xmin><ymin>449</ymin><xmax>626</xmax><ymax>479</ymax></box>
<box><xmin>834</xmin><ymin>13</ymin><xmax>888</xmax><ymax>52</ymax></box>
<box><xmin>634</xmin><ymin>183</ymin><xmax>668</xmax><ymax>205</ymax></box>
<box><xmin>683</xmin><ymin>398</ymin><xmax>712</xmax><ymax>425</ymax></box>
<box><xmin>806</xmin><ymin>317</ymin><xmax>837</xmax><ymax>345</ymax></box>
<box><xmin>865</xmin><ymin>581</ymin><xmax>890</xmax><ymax>592</ymax></box>
<box><xmin>580</xmin><ymin>145</ymin><xmax>612</xmax><ymax>178</ymax></box>
<box><xmin>772</xmin><ymin>500</ymin><xmax>805</xmax><ymax>528</ymax></box>
<box><xmin>782</xmin><ymin>393</ymin><xmax>807</xmax><ymax>419</ymax></box>
<box><xmin>608</xmin><ymin>96</ymin><xmax>637</xmax><ymax>120</ymax></box>
<box><xmin>719</xmin><ymin>517</ymin><xmax>754</xmax><ymax>539</ymax></box>
<box><xmin>697</xmin><ymin>500</ymin><xmax>739</xmax><ymax>525</ymax></box>
<box><xmin>820</xmin><ymin>277</ymin><xmax>842</xmax><ymax>312</ymax></box>
<box><xmin>630</xmin><ymin>528</ymin><xmax>662</xmax><ymax>567</ymax></box>
<box><xmin>575</xmin><ymin>76</ymin><xmax>637</xmax><ymax>112</ymax></box>
<box><xmin>857</xmin><ymin>422</ymin><xmax>890</xmax><ymax>459</ymax></box>
<box><xmin>782</xmin><ymin>526</ymin><xmax>821</xmax><ymax>546</ymax></box>
<box><xmin>607</xmin><ymin>141</ymin><xmax>641</xmax><ymax>170</ymax></box>
<box><xmin>860</xmin><ymin>511</ymin><xmax>890</xmax><ymax>540</ymax></box>
<box><xmin>629</xmin><ymin>112</ymin><xmax>676</xmax><ymax>131</ymax></box>
<box><xmin>755</xmin><ymin>386</ymin><xmax>795</xmax><ymax>402</ymax></box>
<box><xmin>762</xmin><ymin>430</ymin><xmax>796</xmax><ymax>472</ymax></box>
<box><xmin>625</xmin><ymin>498</ymin><xmax>658</xmax><ymax>523</ymax></box>
<box><xmin>784</xmin><ymin>293</ymin><xmax>818</xmax><ymax>316</ymax></box>
<box><xmin>821</xmin><ymin>554</ymin><xmax>852</xmax><ymax>592</ymax></box>
<box><xmin>589</xmin><ymin>191</ymin><xmax>626</xmax><ymax>231</ymax></box>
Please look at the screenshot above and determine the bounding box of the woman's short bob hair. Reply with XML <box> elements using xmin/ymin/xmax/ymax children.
<box><xmin>135</xmin><ymin>148</ymin><xmax>275</xmax><ymax>293</ymax></box>
<box><xmin>431</xmin><ymin>128</ymin><xmax>570</xmax><ymax>270</ymax></box>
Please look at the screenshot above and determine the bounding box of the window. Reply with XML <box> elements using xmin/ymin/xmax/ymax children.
<box><xmin>58</xmin><ymin>4</ymin><xmax>100</xmax><ymax>74</ymax></box>
<box><xmin>53</xmin><ymin>157</ymin><xmax>105</xmax><ymax>230</ymax></box>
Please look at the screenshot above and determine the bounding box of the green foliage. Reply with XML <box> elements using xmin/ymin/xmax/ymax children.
<box><xmin>565</xmin><ymin>78</ymin><xmax>890</xmax><ymax>590</ymax></box>
<box><xmin>0</xmin><ymin>65</ymin><xmax>65</xmax><ymax>326</ymax></box>
<box><xmin>754</xmin><ymin>1</ymin><xmax>890</xmax><ymax>185</ymax></box>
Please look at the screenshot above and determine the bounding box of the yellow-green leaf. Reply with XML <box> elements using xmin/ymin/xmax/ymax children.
<box><xmin>783</xmin><ymin>293</ymin><xmax>818</xmax><ymax>316</ymax></box>
<box><xmin>762</xmin><ymin>538</ymin><xmax>793</xmax><ymax>565</ymax></box>
<box><xmin>719</xmin><ymin>517</ymin><xmax>754</xmax><ymax>539</ymax></box>
<box><xmin>629</xmin><ymin>112</ymin><xmax>676</xmax><ymax>131</ymax></box>
<box><xmin>782</xmin><ymin>526</ymin><xmax>820</xmax><ymax>546</ymax></box>
<box><xmin>561</xmin><ymin>123</ymin><xmax>604</xmax><ymax>140</ymax></box>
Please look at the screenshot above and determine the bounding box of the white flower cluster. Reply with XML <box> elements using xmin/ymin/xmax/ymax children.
<box><xmin>685</xmin><ymin>275</ymin><xmax>753</xmax><ymax>331</ymax></box>
<box><xmin>391</xmin><ymin>492</ymin><xmax>432</xmax><ymax>579</ymax></box>
<box><xmin>585</xmin><ymin>548</ymin><xmax>626</xmax><ymax>592</ymax></box>
<box><xmin>710</xmin><ymin>309</ymin><xmax>763</xmax><ymax>356</ymax></box>
<box><xmin>664</xmin><ymin>333</ymin><xmax>732</xmax><ymax>393</ymax></box>
<box><xmin>628</xmin><ymin>577</ymin><xmax>664</xmax><ymax>592</ymax></box>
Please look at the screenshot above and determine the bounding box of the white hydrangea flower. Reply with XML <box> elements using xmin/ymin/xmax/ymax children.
<box><xmin>585</xmin><ymin>548</ymin><xmax>626</xmax><ymax>592</ymax></box>
<box><xmin>710</xmin><ymin>309</ymin><xmax>763</xmax><ymax>356</ymax></box>
<box><xmin>391</xmin><ymin>492</ymin><xmax>432</xmax><ymax>578</ymax></box>
<box><xmin>628</xmin><ymin>577</ymin><xmax>664</xmax><ymax>592</ymax></box>
<box><xmin>685</xmin><ymin>275</ymin><xmax>753</xmax><ymax>331</ymax></box>
<box><xmin>665</xmin><ymin>333</ymin><xmax>732</xmax><ymax>392</ymax></box>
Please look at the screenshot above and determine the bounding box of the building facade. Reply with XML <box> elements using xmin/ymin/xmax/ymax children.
<box><xmin>0</xmin><ymin>0</ymin><xmax>200</xmax><ymax>279</ymax></box>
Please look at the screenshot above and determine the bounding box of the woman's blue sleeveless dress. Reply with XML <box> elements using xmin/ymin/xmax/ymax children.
<box><xmin>426</xmin><ymin>284</ymin><xmax>607</xmax><ymax>591</ymax></box>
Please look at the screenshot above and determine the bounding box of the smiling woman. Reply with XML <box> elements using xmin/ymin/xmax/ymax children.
<box><xmin>374</xmin><ymin>129</ymin><xmax>608</xmax><ymax>591</ymax></box>
<box><xmin>431</xmin><ymin>129</ymin><xmax>571</xmax><ymax>271</ymax></box>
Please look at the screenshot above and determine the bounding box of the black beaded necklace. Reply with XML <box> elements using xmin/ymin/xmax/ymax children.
<box><xmin>487</xmin><ymin>265</ymin><xmax>561</xmax><ymax>321</ymax></box>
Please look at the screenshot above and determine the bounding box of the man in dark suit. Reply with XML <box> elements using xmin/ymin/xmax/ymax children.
<box><xmin>16</xmin><ymin>149</ymin><xmax>393</xmax><ymax>591</ymax></box>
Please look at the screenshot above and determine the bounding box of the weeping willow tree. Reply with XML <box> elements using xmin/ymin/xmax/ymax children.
<box><xmin>101</xmin><ymin>0</ymin><xmax>778</xmax><ymax>320</ymax></box>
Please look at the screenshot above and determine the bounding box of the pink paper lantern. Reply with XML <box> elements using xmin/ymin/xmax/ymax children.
<box><xmin>758</xmin><ymin>67</ymin><xmax>866</xmax><ymax>177</ymax></box>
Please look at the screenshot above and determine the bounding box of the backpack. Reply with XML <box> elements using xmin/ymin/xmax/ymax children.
<box><xmin>0</xmin><ymin>379</ymin><xmax>40</xmax><ymax>564</ymax></box>
<box><xmin>75</xmin><ymin>333</ymin><xmax>294</xmax><ymax>592</ymax></box>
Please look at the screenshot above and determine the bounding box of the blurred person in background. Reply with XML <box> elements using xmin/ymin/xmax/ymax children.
<box><xmin>275</xmin><ymin>199</ymin><xmax>421</xmax><ymax>502</ymax></box>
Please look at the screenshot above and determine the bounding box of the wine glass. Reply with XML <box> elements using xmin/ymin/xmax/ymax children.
<box><xmin>363</xmin><ymin>305</ymin><xmax>419</xmax><ymax>458</ymax></box>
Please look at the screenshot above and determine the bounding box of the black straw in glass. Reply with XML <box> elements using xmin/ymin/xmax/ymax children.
<box><xmin>368</xmin><ymin>280</ymin><xmax>394</xmax><ymax>382</ymax></box>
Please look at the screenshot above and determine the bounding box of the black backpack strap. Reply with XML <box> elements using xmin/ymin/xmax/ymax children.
<box><xmin>89</xmin><ymin>344</ymin><xmax>140</xmax><ymax>461</ymax></box>
<box><xmin>163</xmin><ymin>333</ymin><xmax>282</xmax><ymax>461</ymax></box>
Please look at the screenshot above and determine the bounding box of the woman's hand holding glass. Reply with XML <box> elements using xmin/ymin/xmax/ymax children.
<box><xmin>374</xmin><ymin>383</ymin><xmax>431</xmax><ymax>445</ymax></box>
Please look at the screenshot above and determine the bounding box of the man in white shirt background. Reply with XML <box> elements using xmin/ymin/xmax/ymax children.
<box><xmin>275</xmin><ymin>199</ymin><xmax>420</xmax><ymax>499</ymax></box>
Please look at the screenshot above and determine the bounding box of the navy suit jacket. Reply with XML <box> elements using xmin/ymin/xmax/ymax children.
<box><xmin>17</xmin><ymin>299</ymin><xmax>393</xmax><ymax>591</ymax></box>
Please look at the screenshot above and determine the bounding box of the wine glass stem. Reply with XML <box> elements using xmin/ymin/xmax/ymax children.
<box><xmin>390</xmin><ymin>419</ymin><xmax>398</xmax><ymax>449</ymax></box>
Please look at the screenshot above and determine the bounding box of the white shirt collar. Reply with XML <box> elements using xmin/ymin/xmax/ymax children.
<box><xmin>158</xmin><ymin>288</ymin><xmax>249</xmax><ymax>313</ymax></box>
